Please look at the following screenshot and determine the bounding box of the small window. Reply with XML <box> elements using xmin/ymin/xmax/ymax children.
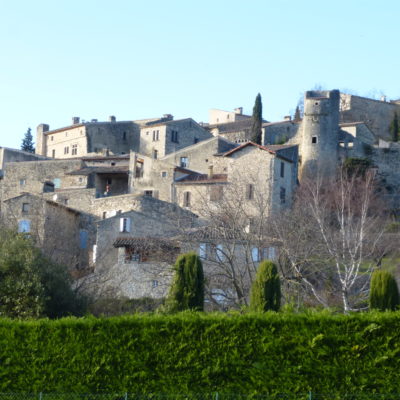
<box><xmin>50</xmin><ymin>136</ymin><xmax>54</xmax><ymax>141</ymax></box>
<box><xmin>144</xmin><ymin>190</ymin><xmax>153</xmax><ymax>197</ymax></box>
<box><xmin>22</xmin><ymin>203</ymin><xmax>30</xmax><ymax>213</ymax></box>
<box><xmin>52</xmin><ymin>149</ymin><xmax>56</xmax><ymax>158</ymax></box>
<box><xmin>194</xmin><ymin>138</ymin><xmax>199</xmax><ymax>144</ymax></box>
<box><xmin>280</xmin><ymin>187</ymin><xmax>286</xmax><ymax>204</ymax></box>
<box><xmin>247</xmin><ymin>184</ymin><xmax>254</xmax><ymax>200</ymax></box>
<box><xmin>215</xmin><ymin>244</ymin><xmax>225</xmax><ymax>261</ymax></box>
<box><xmin>123</xmin><ymin>131</ymin><xmax>127</xmax><ymax>141</ymax></box>
<box><xmin>102</xmin><ymin>211</ymin><xmax>107</xmax><ymax>219</ymax></box>
<box><xmin>210</xmin><ymin>186</ymin><xmax>223</xmax><ymax>202</ymax></box>
<box><xmin>153</xmin><ymin>150</ymin><xmax>158</xmax><ymax>159</ymax></box>
<box><xmin>180</xmin><ymin>157</ymin><xmax>188</xmax><ymax>168</ymax></box>
<box><xmin>161</xmin><ymin>171</ymin><xmax>167</xmax><ymax>178</ymax></box>
<box><xmin>199</xmin><ymin>243</ymin><xmax>207</xmax><ymax>259</ymax></box>
<box><xmin>64</xmin><ymin>146</ymin><xmax>69</xmax><ymax>154</ymax></box>
<box><xmin>171</xmin><ymin>130</ymin><xmax>179</xmax><ymax>143</ymax></box>
<box><xmin>71</xmin><ymin>144</ymin><xmax>78</xmax><ymax>155</ymax></box>
<box><xmin>18</xmin><ymin>220</ymin><xmax>30</xmax><ymax>233</ymax></box>
<box><xmin>251</xmin><ymin>248</ymin><xmax>260</xmax><ymax>262</ymax></box>
<box><xmin>79</xmin><ymin>230</ymin><xmax>88</xmax><ymax>249</ymax></box>
<box><xmin>111</xmin><ymin>162</ymin><xmax>116</xmax><ymax>166</ymax></box>
<box><xmin>119</xmin><ymin>217</ymin><xmax>131</xmax><ymax>233</ymax></box>
<box><xmin>152</xmin><ymin>280</ymin><xmax>159</xmax><ymax>288</ymax></box>
<box><xmin>19</xmin><ymin>179</ymin><xmax>26</xmax><ymax>186</ymax></box>
<box><xmin>268</xmin><ymin>247</ymin><xmax>276</xmax><ymax>260</ymax></box>
<box><xmin>53</xmin><ymin>178</ymin><xmax>61</xmax><ymax>189</ymax></box>
<box><xmin>280</xmin><ymin>161</ymin><xmax>285</xmax><ymax>178</ymax></box>
<box><xmin>107</xmin><ymin>178</ymin><xmax>112</xmax><ymax>185</ymax></box>
<box><xmin>78</xmin><ymin>177</ymin><xmax>83</xmax><ymax>183</ymax></box>
<box><xmin>183</xmin><ymin>191</ymin><xmax>191</xmax><ymax>207</ymax></box>
<box><xmin>312</xmin><ymin>136</ymin><xmax>318</xmax><ymax>144</ymax></box>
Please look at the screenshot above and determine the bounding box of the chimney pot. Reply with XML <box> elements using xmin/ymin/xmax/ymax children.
<box><xmin>109</xmin><ymin>115</ymin><xmax>116</xmax><ymax>122</ymax></box>
<box><xmin>208</xmin><ymin>165</ymin><xmax>214</xmax><ymax>178</ymax></box>
<box><xmin>72</xmin><ymin>117</ymin><xmax>80</xmax><ymax>125</ymax></box>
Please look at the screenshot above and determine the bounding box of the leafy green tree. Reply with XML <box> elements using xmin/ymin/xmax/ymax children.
<box><xmin>369</xmin><ymin>269</ymin><xmax>399</xmax><ymax>311</ymax></box>
<box><xmin>166</xmin><ymin>252</ymin><xmax>204</xmax><ymax>312</ymax></box>
<box><xmin>250</xmin><ymin>261</ymin><xmax>281</xmax><ymax>312</ymax></box>
<box><xmin>389</xmin><ymin>113</ymin><xmax>399</xmax><ymax>142</ymax></box>
<box><xmin>251</xmin><ymin>93</ymin><xmax>263</xmax><ymax>144</ymax></box>
<box><xmin>21</xmin><ymin>128</ymin><xmax>35</xmax><ymax>153</ymax></box>
<box><xmin>0</xmin><ymin>229</ymin><xmax>85</xmax><ymax>318</ymax></box>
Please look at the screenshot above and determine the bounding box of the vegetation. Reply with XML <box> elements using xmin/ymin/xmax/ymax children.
<box><xmin>166</xmin><ymin>252</ymin><xmax>204</xmax><ymax>312</ymax></box>
<box><xmin>1</xmin><ymin>312</ymin><xmax>400</xmax><ymax>394</ymax></box>
<box><xmin>21</xmin><ymin>127</ymin><xmax>35</xmax><ymax>153</ymax></box>
<box><xmin>251</xmin><ymin>93</ymin><xmax>263</xmax><ymax>144</ymax></box>
<box><xmin>389</xmin><ymin>112</ymin><xmax>399</xmax><ymax>142</ymax></box>
<box><xmin>250</xmin><ymin>261</ymin><xmax>280</xmax><ymax>311</ymax></box>
<box><xmin>369</xmin><ymin>269</ymin><xmax>399</xmax><ymax>311</ymax></box>
<box><xmin>0</xmin><ymin>229</ymin><xmax>85</xmax><ymax>318</ymax></box>
<box><xmin>293</xmin><ymin>105</ymin><xmax>301</xmax><ymax>121</ymax></box>
<box><xmin>342</xmin><ymin>157</ymin><xmax>372</xmax><ymax>177</ymax></box>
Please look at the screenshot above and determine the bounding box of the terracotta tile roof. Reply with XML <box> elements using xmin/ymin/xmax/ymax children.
<box><xmin>67</xmin><ymin>166</ymin><xmax>129</xmax><ymax>175</ymax></box>
<box><xmin>113</xmin><ymin>237</ymin><xmax>180</xmax><ymax>250</ymax></box>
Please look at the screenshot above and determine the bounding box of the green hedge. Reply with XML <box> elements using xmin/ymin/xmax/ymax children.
<box><xmin>1</xmin><ymin>312</ymin><xmax>400</xmax><ymax>395</ymax></box>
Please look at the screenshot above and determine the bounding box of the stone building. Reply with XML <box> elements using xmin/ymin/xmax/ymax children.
<box><xmin>1</xmin><ymin>193</ymin><xmax>89</xmax><ymax>270</ymax></box>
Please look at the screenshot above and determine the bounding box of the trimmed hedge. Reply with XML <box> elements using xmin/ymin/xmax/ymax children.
<box><xmin>1</xmin><ymin>312</ymin><xmax>400</xmax><ymax>395</ymax></box>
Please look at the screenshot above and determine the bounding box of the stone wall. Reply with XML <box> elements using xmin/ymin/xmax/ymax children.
<box><xmin>1</xmin><ymin>159</ymin><xmax>84</xmax><ymax>202</ymax></box>
<box><xmin>263</xmin><ymin>121</ymin><xmax>300</xmax><ymax>145</ymax></box>
<box><xmin>340</xmin><ymin>94</ymin><xmax>400</xmax><ymax>140</ymax></box>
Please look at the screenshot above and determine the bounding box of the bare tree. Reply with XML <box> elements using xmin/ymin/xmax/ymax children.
<box><xmin>273</xmin><ymin>170</ymin><xmax>394</xmax><ymax>312</ymax></box>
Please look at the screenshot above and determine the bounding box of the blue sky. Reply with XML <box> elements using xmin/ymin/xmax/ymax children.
<box><xmin>1</xmin><ymin>0</ymin><xmax>399</xmax><ymax>149</ymax></box>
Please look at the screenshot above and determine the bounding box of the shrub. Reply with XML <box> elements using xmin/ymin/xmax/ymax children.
<box><xmin>369</xmin><ymin>269</ymin><xmax>400</xmax><ymax>311</ymax></box>
<box><xmin>166</xmin><ymin>252</ymin><xmax>204</xmax><ymax>312</ymax></box>
<box><xmin>250</xmin><ymin>261</ymin><xmax>281</xmax><ymax>312</ymax></box>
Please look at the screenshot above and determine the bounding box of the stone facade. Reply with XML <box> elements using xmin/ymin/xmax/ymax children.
<box><xmin>208</xmin><ymin>107</ymin><xmax>251</xmax><ymax>125</ymax></box>
<box><xmin>139</xmin><ymin>118</ymin><xmax>213</xmax><ymax>159</ymax></box>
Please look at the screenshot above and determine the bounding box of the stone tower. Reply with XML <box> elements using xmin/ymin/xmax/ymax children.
<box><xmin>299</xmin><ymin>90</ymin><xmax>340</xmax><ymax>180</ymax></box>
<box><xmin>36</xmin><ymin>124</ymin><xmax>49</xmax><ymax>156</ymax></box>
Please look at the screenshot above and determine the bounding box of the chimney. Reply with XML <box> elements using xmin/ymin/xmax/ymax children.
<box><xmin>380</xmin><ymin>95</ymin><xmax>387</xmax><ymax>102</ymax></box>
<box><xmin>208</xmin><ymin>165</ymin><xmax>214</xmax><ymax>179</ymax></box>
<box><xmin>284</xmin><ymin>115</ymin><xmax>292</xmax><ymax>121</ymax></box>
<box><xmin>91</xmin><ymin>119</ymin><xmax>98</xmax><ymax>123</ymax></box>
<box><xmin>163</xmin><ymin>114</ymin><xmax>174</xmax><ymax>121</ymax></box>
<box><xmin>72</xmin><ymin>117</ymin><xmax>80</xmax><ymax>125</ymax></box>
<box><xmin>234</xmin><ymin>107</ymin><xmax>243</xmax><ymax>115</ymax></box>
<box><xmin>109</xmin><ymin>115</ymin><xmax>116</xmax><ymax>122</ymax></box>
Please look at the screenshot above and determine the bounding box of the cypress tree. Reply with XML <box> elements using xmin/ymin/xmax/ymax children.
<box><xmin>389</xmin><ymin>113</ymin><xmax>399</xmax><ymax>142</ymax></box>
<box><xmin>21</xmin><ymin>128</ymin><xmax>35</xmax><ymax>153</ymax></box>
<box><xmin>166</xmin><ymin>252</ymin><xmax>204</xmax><ymax>312</ymax></box>
<box><xmin>294</xmin><ymin>105</ymin><xmax>301</xmax><ymax>122</ymax></box>
<box><xmin>250</xmin><ymin>260</ymin><xmax>281</xmax><ymax>312</ymax></box>
<box><xmin>369</xmin><ymin>269</ymin><xmax>400</xmax><ymax>311</ymax></box>
<box><xmin>251</xmin><ymin>93</ymin><xmax>263</xmax><ymax>144</ymax></box>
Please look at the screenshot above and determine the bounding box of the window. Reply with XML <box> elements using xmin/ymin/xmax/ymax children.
<box><xmin>50</xmin><ymin>136</ymin><xmax>54</xmax><ymax>141</ymax></box>
<box><xmin>153</xmin><ymin>149</ymin><xmax>158</xmax><ymax>159</ymax></box>
<box><xmin>53</xmin><ymin>178</ymin><xmax>61</xmax><ymax>189</ymax></box>
<box><xmin>215</xmin><ymin>244</ymin><xmax>225</xmax><ymax>261</ymax></box>
<box><xmin>111</xmin><ymin>162</ymin><xmax>116</xmax><ymax>166</ymax></box>
<box><xmin>152</xmin><ymin>130</ymin><xmax>159</xmax><ymax>141</ymax></box>
<box><xmin>79</xmin><ymin>230</ymin><xmax>88</xmax><ymax>249</ymax></box>
<box><xmin>64</xmin><ymin>146</ymin><xmax>69</xmax><ymax>154</ymax></box>
<box><xmin>135</xmin><ymin>161</ymin><xmax>144</xmax><ymax>178</ymax></box>
<box><xmin>18</xmin><ymin>220</ymin><xmax>30</xmax><ymax>233</ymax></box>
<box><xmin>119</xmin><ymin>217</ymin><xmax>131</xmax><ymax>233</ymax></box>
<box><xmin>102</xmin><ymin>211</ymin><xmax>107</xmax><ymax>219</ymax></box>
<box><xmin>210</xmin><ymin>186</ymin><xmax>223</xmax><ymax>202</ymax></box>
<box><xmin>280</xmin><ymin>161</ymin><xmax>285</xmax><ymax>178</ymax></box>
<box><xmin>71</xmin><ymin>144</ymin><xmax>78</xmax><ymax>155</ymax></box>
<box><xmin>144</xmin><ymin>190</ymin><xmax>153</xmax><ymax>197</ymax></box>
<box><xmin>199</xmin><ymin>243</ymin><xmax>207</xmax><ymax>259</ymax></box>
<box><xmin>52</xmin><ymin>149</ymin><xmax>56</xmax><ymax>158</ymax></box>
<box><xmin>268</xmin><ymin>247</ymin><xmax>276</xmax><ymax>260</ymax></box>
<box><xmin>246</xmin><ymin>184</ymin><xmax>254</xmax><ymax>200</ymax></box>
<box><xmin>194</xmin><ymin>138</ymin><xmax>199</xmax><ymax>144</ymax></box>
<box><xmin>180</xmin><ymin>157</ymin><xmax>188</xmax><ymax>168</ymax></box>
<box><xmin>161</xmin><ymin>171</ymin><xmax>167</xmax><ymax>178</ymax></box>
<box><xmin>183</xmin><ymin>191</ymin><xmax>191</xmax><ymax>207</ymax></box>
<box><xmin>280</xmin><ymin>187</ymin><xmax>286</xmax><ymax>204</ymax></box>
<box><xmin>251</xmin><ymin>247</ymin><xmax>260</xmax><ymax>262</ymax></box>
<box><xmin>123</xmin><ymin>131</ymin><xmax>127</xmax><ymax>141</ymax></box>
<box><xmin>312</xmin><ymin>136</ymin><xmax>318</xmax><ymax>144</ymax></box>
<box><xmin>19</xmin><ymin>179</ymin><xmax>26</xmax><ymax>186</ymax></box>
<box><xmin>152</xmin><ymin>280</ymin><xmax>159</xmax><ymax>288</ymax></box>
<box><xmin>171</xmin><ymin>130</ymin><xmax>179</xmax><ymax>143</ymax></box>
<box><xmin>22</xmin><ymin>203</ymin><xmax>30</xmax><ymax>213</ymax></box>
<box><xmin>107</xmin><ymin>178</ymin><xmax>112</xmax><ymax>185</ymax></box>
